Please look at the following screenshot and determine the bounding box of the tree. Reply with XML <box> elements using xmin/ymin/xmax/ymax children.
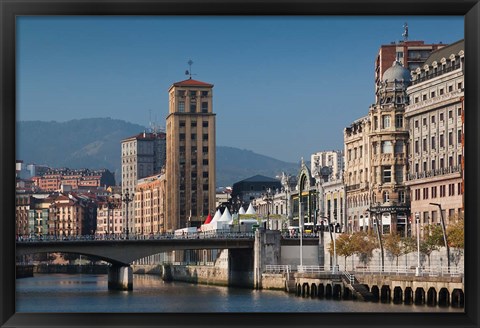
<box><xmin>351</xmin><ymin>231</ymin><xmax>377</xmax><ymax>266</ymax></box>
<box><xmin>383</xmin><ymin>233</ymin><xmax>402</xmax><ymax>266</ymax></box>
<box><xmin>420</xmin><ymin>224</ymin><xmax>443</xmax><ymax>266</ymax></box>
<box><xmin>384</xmin><ymin>233</ymin><xmax>417</xmax><ymax>267</ymax></box>
<box><xmin>329</xmin><ymin>233</ymin><xmax>355</xmax><ymax>269</ymax></box>
<box><xmin>447</xmin><ymin>218</ymin><xmax>464</xmax><ymax>249</ymax></box>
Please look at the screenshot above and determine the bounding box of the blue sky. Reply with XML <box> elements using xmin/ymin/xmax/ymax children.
<box><xmin>17</xmin><ymin>16</ymin><xmax>464</xmax><ymax>162</ymax></box>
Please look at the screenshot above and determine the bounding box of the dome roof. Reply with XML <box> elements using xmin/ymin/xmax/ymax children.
<box><xmin>382</xmin><ymin>60</ymin><xmax>411</xmax><ymax>83</ymax></box>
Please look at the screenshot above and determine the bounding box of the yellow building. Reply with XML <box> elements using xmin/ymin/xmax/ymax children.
<box><xmin>165</xmin><ymin>78</ymin><xmax>216</xmax><ymax>231</ymax></box>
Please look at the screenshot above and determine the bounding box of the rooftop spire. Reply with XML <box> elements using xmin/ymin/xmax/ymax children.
<box><xmin>185</xmin><ymin>59</ymin><xmax>195</xmax><ymax>79</ymax></box>
<box><xmin>402</xmin><ymin>22</ymin><xmax>409</xmax><ymax>41</ymax></box>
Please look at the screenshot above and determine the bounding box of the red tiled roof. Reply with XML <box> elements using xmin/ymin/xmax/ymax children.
<box><xmin>173</xmin><ymin>78</ymin><xmax>213</xmax><ymax>87</ymax></box>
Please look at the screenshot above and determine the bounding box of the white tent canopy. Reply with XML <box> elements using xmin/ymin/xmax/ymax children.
<box><xmin>238</xmin><ymin>206</ymin><xmax>246</xmax><ymax>215</ymax></box>
<box><xmin>210</xmin><ymin>209</ymin><xmax>222</xmax><ymax>224</ymax></box>
<box><xmin>246</xmin><ymin>203</ymin><xmax>256</xmax><ymax>215</ymax></box>
<box><xmin>218</xmin><ymin>207</ymin><xmax>232</xmax><ymax>222</ymax></box>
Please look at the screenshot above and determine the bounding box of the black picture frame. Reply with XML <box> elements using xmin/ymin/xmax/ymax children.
<box><xmin>1</xmin><ymin>0</ymin><xmax>479</xmax><ymax>327</ymax></box>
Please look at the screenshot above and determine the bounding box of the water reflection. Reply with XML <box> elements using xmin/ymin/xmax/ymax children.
<box><xmin>16</xmin><ymin>274</ymin><xmax>463</xmax><ymax>313</ymax></box>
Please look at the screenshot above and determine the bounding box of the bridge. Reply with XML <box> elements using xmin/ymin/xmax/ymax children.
<box><xmin>16</xmin><ymin>231</ymin><xmax>279</xmax><ymax>291</ymax></box>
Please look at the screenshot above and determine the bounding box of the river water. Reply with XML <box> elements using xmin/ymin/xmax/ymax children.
<box><xmin>16</xmin><ymin>274</ymin><xmax>463</xmax><ymax>313</ymax></box>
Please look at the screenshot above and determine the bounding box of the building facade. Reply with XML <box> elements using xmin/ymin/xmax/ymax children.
<box><xmin>345</xmin><ymin>60</ymin><xmax>411</xmax><ymax>236</ymax></box>
<box><xmin>310</xmin><ymin>150</ymin><xmax>344</xmax><ymax>180</ymax></box>
<box><xmin>96</xmin><ymin>195</ymin><xmax>123</xmax><ymax>236</ymax></box>
<box><xmin>165</xmin><ymin>78</ymin><xmax>216</xmax><ymax>231</ymax></box>
<box><xmin>32</xmin><ymin>168</ymin><xmax>115</xmax><ymax>192</ymax></box>
<box><xmin>344</xmin><ymin>116</ymin><xmax>371</xmax><ymax>233</ymax></box>
<box><xmin>405</xmin><ymin>39</ymin><xmax>464</xmax><ymax>236</ymax></box>
<box><xmin>134</xmin><ymin>173</ymin><xmax>167</xmax><ymax>235</ymax></box>
<box><xmin>375</xmin><ymin>39</ymin><xmax>445</xmax><ymax>103</ymax></box>
<box><xmin>121</xmin><ymin>131</ymin><xmax>166</xmax><ymax>235</ymax></box>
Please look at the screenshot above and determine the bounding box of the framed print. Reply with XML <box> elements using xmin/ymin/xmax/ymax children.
<box><xmin>1</xmin><ymin>0</ymin><xmax>479</xmax><ymax>327</ymax></box>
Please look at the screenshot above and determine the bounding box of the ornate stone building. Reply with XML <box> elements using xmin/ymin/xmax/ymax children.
<box><xmin>345</xmin><ymin>60</ymin><xmax>411</xmax><ymax>236</ymax></box>
<box><xmin>405</xmin><ymin>39</ymin><xmax>464</xmax><ymax>236</ymax></box>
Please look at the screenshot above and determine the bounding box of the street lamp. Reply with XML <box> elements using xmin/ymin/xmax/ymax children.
<box><xmin>326</xmin><ymin>216</ymin><xmax>338</xmax><ymax>273</ymax></box>
<box><xmin>122</xmin><ymin>188</ymin><xmax>134</xmax><ymax>240</ymax></box>
<box><xmin>429</xmin><ymin>202</ymin><xmax>450</xmax><ymax>272</ymax></box>
<box><xmin>262</xmin><ymin>188</ymin><xmax>273</xmax><ymax>230</ymax></box>
<box><xmin>415</xmin><ymin>212</ymin><xmax>421</xmax><ymax>276</ymax></box>
<box><xmin>374</xmin><ymin>214</ymin><xmax>384</xmax><ymax>272</ymax></box>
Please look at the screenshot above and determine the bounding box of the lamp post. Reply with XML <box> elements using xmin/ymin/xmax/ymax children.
<box><xmin>326</xmin><ymin>216</ymin><xmax>338</xmax><ymax>273</ymax></box>
<box><xmin>122</xmin><ymin>189</ymin><xmax>134</xmax><ymax>240</ymax></box>
<box><xmin>374</xmin><ymin>214</ymin><xmax>384</xmax><ymax>272</ymax></box>
<box><xmin>299</xmin><ymin>201</ymin><xmax>303</xmax><ymax>267</ymax></box>
<box><xmin>415</xmin><ymin>212</ymin><xmax>421</xmax><ymax>276</ymax></box>
<box><xmin>262</xmin><ymin>188</ymin><xmax>273</xmax><ymax>230</ymax></box>
<box><xmin>429</xmin><ymin>202</ymin><xmax>450</xmax><ymax>272</ymax></box>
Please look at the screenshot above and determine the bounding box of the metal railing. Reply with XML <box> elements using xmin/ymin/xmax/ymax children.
<box><xmin>265</xmin><ymin>265</ymin><xmax>292</xmax><ymax>274</ymax></box>
<box><xmin>342</xmin><ymin>271</ymin><xmax>355</xmax><ymax>285</ymax></box>
<box><xmin>16</xmin><ymin>231</ymin><xmax>255</xmax><ymax>243</ymax></box>
<box><xmin>297</xmin><ymin>265</ymin><xmax>326</xmax><ymax>273</ymax></box>
<box><xmin>352</xmin><ymin>265</ymin><xmax>464</xmax><ymax>277</ymax></box>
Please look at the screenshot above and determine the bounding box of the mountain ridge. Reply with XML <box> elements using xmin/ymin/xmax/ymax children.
<box><xmin>17</xmin><ymin>118</ymin><xmax>299</xmax><ymax>187</ymax></box>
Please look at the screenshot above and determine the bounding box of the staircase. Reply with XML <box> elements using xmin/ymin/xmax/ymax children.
<box><xmin>342</xmin><ymin>271</ymin><xmax>374</xmax><ymax>301</ymax></box>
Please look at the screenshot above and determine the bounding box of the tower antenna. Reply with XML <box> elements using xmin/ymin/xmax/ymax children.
<box><xmin>402</xmin><ymin>22</ymin><xmax>409</xmax><ymax>41</ymax></box>
<box><xmin>185</xmin><ymin>59</ymin><xmax>196</xmax><ymax>79</ymax></box>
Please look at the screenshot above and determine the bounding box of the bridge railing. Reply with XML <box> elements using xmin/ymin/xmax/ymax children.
<box><xmin>297</xmin><ymin>265</ymin><xmax>327</xmax><ymax>273</ymax></box>
<box><xmin>16</xmin><ymin>231</ymin><xmax>255</xmax><ymax>243</ymax></box>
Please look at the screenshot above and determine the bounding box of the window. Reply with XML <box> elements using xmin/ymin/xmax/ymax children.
<box><xmin>458</xmin><ymin>183</ymin><xmax>462</xmax><ymax>195</ymax></box>
<box><xmin>203</xmin><ymin>159</ymin><xmax>208</xmax><ymax>165</ymax></box>
<box><xmin>440</xmin><ymin>185</ymin><xmax>446</xmax><ymax>197</ymax></box>
<box><xmin>382</xmin><ymin>166</ymin><xmax>392</xmax><ymax>183</ymax></box>
<box><xmin>448</xmin><ymin>110</ymin><xmax>453</xmax><ymax>119</ymax></box>
<box><xmin>177</xmin><ymin>90</ymin><xmax>186</xmax><ymax>97</ymax></box>
<box><xmin>458</xmin><ymin>82</ymin><xmax>462</xmax><ymax>90</ymax></box>
<box><xmin>201</xmin><ymin>91</ymin><xmax>208</xmax><ymax>97</ymax></box>
<box><xmin>395</xmin><ymin>115</ymin><xmax>403</xmax><ymax>128</ymax></box>
<box><xmin>382</xmin><ymin>141</ymin><xmax>393</xmax><ymax>153</ymax></box>
<box><xmin>431</xmin><ymin>159</ymin><xmax>436</xmax><ymax>170</ymax></box>
<box><xmin>431</xmin><ymin>186</ymin><xmax>437</xmax><ymax>198</ymax></box>
<box><xmin>422</xmin><ymin>117</ymin><xmax>427</xmax><ymax>126</ymax></box>
<box><xmin>440</xmin><ymin>113</ymin><xmax>444</xmax><ymax>121</ymax></box>
<box><xmin>414</xmin><ymin>140</ymin><xmax>419</xmax><ymax>153</ymax></box>
<box><xmin>202</xmin><ymin>121</ymin><xmax>208</xmax><ymax>127</ymax></box>
<box><xmin>431</xmin><ymin>91</ymin><xmax>435</xmax><ymax>98</ymax></box>
<box><xmin>415</xmin><ymin>189</ymin><xmax>420</xmax><ymax>201</ymax></box>
<box><xmin>202</xmin><ymin>146</ymin><xmax>208</xmax><ymax>153</ymax></box>
<box><xmin>203</xmin><ymin>134</ymin><xmax>208</xmax><ymax>141</ymax></box>
<box><xmin>440</xmin><ymin>158</ymin><xmax>445</xmax><ymax>169</ymax></box>
<box><xmin>440</xmin><ymin>134</ymin><xmax>445</xmax><ymax>148</ymax></box>
<box><xmin>431</xmin><ymin>116</ymin><xmax>436</xmax><ymax>124</ymax></box>
<box><xmin>431</xmin><ymin>136</ymin><xmax>436</xmax><ymax>150</ymax></box>
<box><xmin>399</xmin><ymin>191</ymin><xmax>405</xmax><ymax>203</ymax></box>
<box><xmin>458</xmin><ymin>129</ymin><xmax>462</xmax><ymax>143</ymax></box>
<box><xmin>190</xmin><ymin>101</ymin><xmax>197</xmax><ymax>113</ymax></box>
<box><xmin>414</xmin><ymin>120</ymin><xmax>419</xmax><ymax>128</ymax></box>
<box><xmin>448</xmin><ymin>85</ymin><xmax>453</xmax><ymax>92</ymax></box>
<box><xmin>448</xmin><ymin>184</ymin><xmax>455</xmax><ymax>196</ymax></box>
<box><xmin>423</xmin><ymin>188</ymin><xmax>429</xmax><ymax>200</ymax></box>
<box><xmin>191</xmin><ymin>121</ymin><xmax>197</xmax><ymax>127</ymax></box>
<box><xmin>374</xmin><ymin>117</ymin><xmax>378</xmax><ymax>130</ymax></box>
<box><xmin>383</xmin><ymin>191</ymin><xmax>389</xmax><ymax>203</ymax></box>
<box><xmin>178</xmin><ymin>101</ymin><xmax>185</xmax><ymax>112</ymax></box>
<box><xmin>201</xmin><ymin>102</ymin><xmax>208</xmax><ymax>113</ymax></box>
<box><xmin>395</xmin><ymin>165</ymin><xmax>403</xmax><ymax>184</ymax></box>
<box><xmin>382</xmin><ymin>115</ymin><xmax>391</xmax><ymax>129</ymax></box>
<box><xmin>458</xmin><ymin>108</ymin><xmax>462</xmax><ymax>117</ymax></box>
<box><xmin>179</xmin><ymin>121</ymin><xmax>185</xmax><ymax>127</ymax></box>
<box><xmin>422</xmin><ymin>94</ymin><xmax>427</xmax><ymax>101</ymax></box>
<box><xmin>179</xmin><ymin>133</ymin><xmax>185</xmax><ymax>141</ymax></box>
<box><xmin>190</xmin><ymin>91</ymin><xmax>196</xmax><ymax>97</ymax></box>
<box><xmin>191</xmin><ymin>133</ymin><xmax>196</xmax><ymax>140</ymax></box>
<box><xmin>439</xmin><ymin>88</ymin><xmax>444</xmax><ymax>95</ymax></box>
<box><xmin>422</xmin><ymin>138</ymin><xmax>427</xmax><ymax>151</ymax></box>
<box><xmin>394</xmin><ymin>141</ymin><xmax>404</xmax><ymax>154</ymax></box>
<box><xmin>448</xmin><ymin>132</ymin><xmax>453</xmax><ymax>146</ymax></box>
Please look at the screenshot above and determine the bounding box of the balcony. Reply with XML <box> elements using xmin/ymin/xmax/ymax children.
<box><xmin>411</xmin><ymin>63</ymin><xmax>461</xmax><ymax>85</ymax></box>
<box><xmin>407</xmin><ymin>165</ymin><xmax>462</xmax><ymax>181</ymax></box>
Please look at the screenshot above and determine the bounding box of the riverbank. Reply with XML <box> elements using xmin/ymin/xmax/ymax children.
<box><xmin>33</xmin><ymin>263</ymin><xmax>109</xmax><ymax>274</ymax></box>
